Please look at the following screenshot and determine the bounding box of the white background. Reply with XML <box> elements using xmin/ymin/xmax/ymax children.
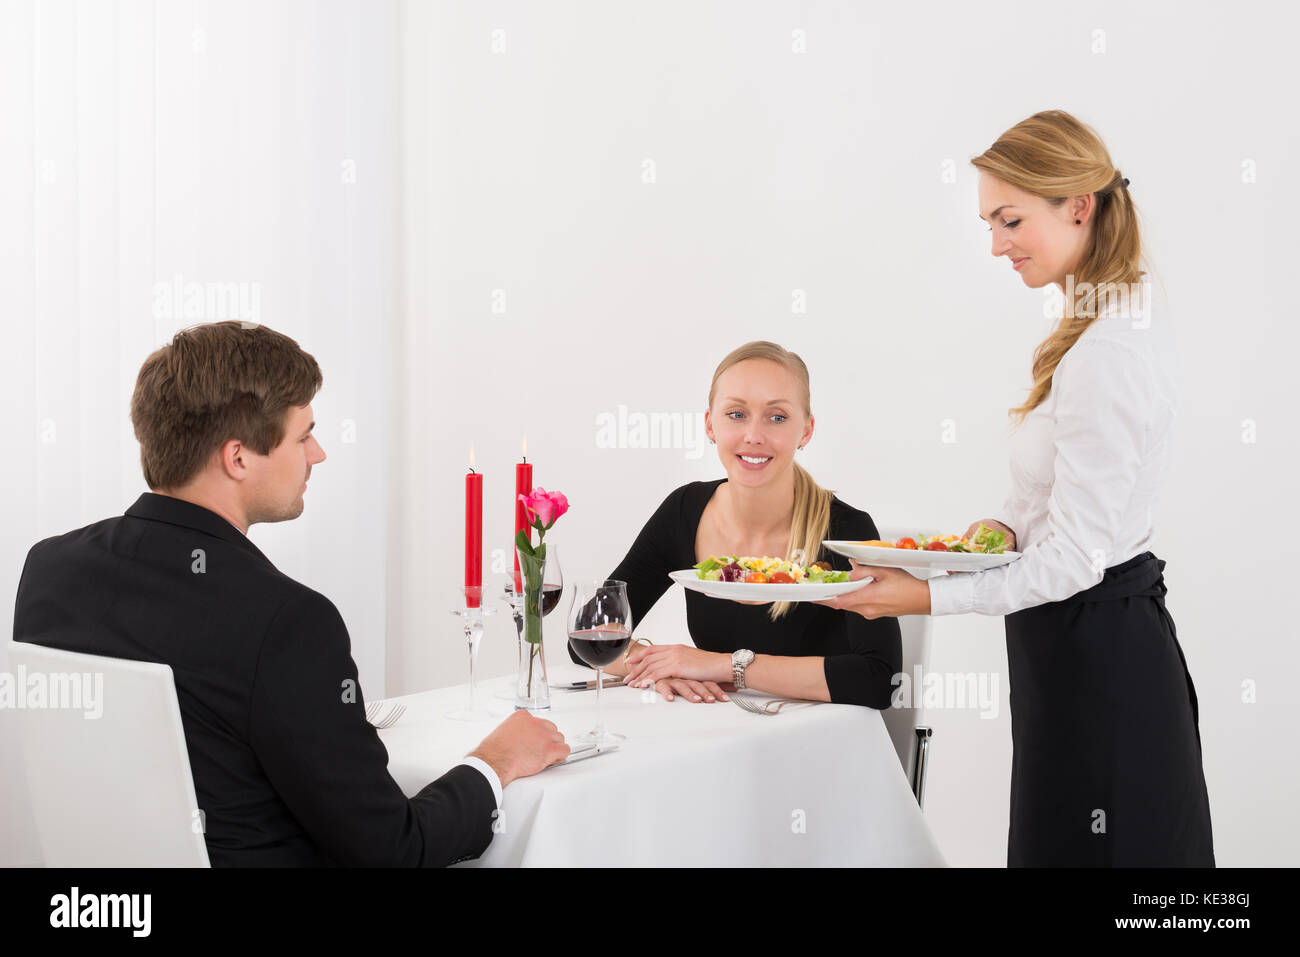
<box><xmin>2</xmin><ymin>0</ymin><xmax>1296</xmax><ymax>867</ymax></box>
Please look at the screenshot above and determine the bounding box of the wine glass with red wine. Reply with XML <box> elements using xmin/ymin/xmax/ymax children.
<box><xmin>567</xmin><ymin>579</ymin><xmax>631</xmax><ymax>750</ymax></box>
<box><xmin>539</xmin><ymin>544</ymin><xmax>564</xmax><ymax>617</ymax></box>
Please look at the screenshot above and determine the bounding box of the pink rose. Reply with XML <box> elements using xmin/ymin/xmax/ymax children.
<box><xmin>519</xmin><ymin>487</ymin><xmax>569</xmax><ymax>530</ymax></box>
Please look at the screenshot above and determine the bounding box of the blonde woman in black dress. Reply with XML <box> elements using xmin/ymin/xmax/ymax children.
<box><xmin>573</xmin><ymin>341</ymin><xmax>901</xmax><ymax>708</ymax></box>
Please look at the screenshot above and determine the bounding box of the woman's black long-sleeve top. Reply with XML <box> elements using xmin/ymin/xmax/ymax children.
<box><xmin>570</xmin><ymin>479</ymin><xmax>902</xmax><ymax>708</ymax></box>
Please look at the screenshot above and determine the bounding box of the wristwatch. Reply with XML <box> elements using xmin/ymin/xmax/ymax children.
<box><xmin>732</xmin><ymin>649</ymin><xmax>756</xmax><ymax>690</ymax></box>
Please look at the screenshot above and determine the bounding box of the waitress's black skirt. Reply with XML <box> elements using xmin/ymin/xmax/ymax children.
<box><xmin>1003</xmin><ymin>551</ymin><xmax>1214</xmax><ymax>867</ymax></box>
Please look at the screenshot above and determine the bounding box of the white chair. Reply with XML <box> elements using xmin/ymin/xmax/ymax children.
<box><xmin>874</xmin><ymin>525</ymin><xmax>939</xmax><ymax>809</ymax></box>
<box><xmin>6</xmin><ymin>641</ymin><xmax>210</xmax><ymax>867</ymax></box>
<box><xmin>879</xmin><ymin>612</ymin><xmax>934</xmax><ymax>808</ymax></box>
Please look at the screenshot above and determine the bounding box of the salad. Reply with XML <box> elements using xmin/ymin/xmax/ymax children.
<box><xmin>694</xmin><ymin>555</ymin><xmax>851</xmax><ymax>584</ymax></box>
<box><xmin>857</xmin><ymin>524</ymin><xmax>1009</xmax><ymax>554</ymax></box>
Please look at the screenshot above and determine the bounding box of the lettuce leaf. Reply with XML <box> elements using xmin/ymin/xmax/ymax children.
<box><xmin>806</xmin><ymin>567</ymin><xmax>850</xmax><ymax>584</ymax></box>
<box><xmin>971</xmin><ymin>524</ymin><xmax>1007</xmax><ymax>554</ymax></box>
<box><xmin>695</xmin><ymin>556</ymin><xmax>737</xmax><ymax>580</ymax></box>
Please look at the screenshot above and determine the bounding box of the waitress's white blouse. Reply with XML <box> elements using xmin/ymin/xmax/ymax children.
<box><xmin>928</xmin><ymin>295</ymin><xmax>1177</xmax><ymax>617</ymax></box>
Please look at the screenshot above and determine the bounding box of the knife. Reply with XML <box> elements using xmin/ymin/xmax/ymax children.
<box><xmin>553</xmin><ymin>743</ymin><xmax>621</xmax><ymax>766</ymax></box>
<box><xmin>550</xmin><ymin>678</ymin><xmax>625</xmax><ymax>692</ymax></box>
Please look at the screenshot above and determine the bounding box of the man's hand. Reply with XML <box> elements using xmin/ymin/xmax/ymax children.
<box><xmin>469</xmin><ymin>711</ymin><xmax>569</xmax><ymax>788</ymax></box>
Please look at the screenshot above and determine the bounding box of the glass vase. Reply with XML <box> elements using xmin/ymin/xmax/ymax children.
<box><xmin>514</xmin><ymin>546</ymin><xmax>551</xmax><ymax>713</ymax></box>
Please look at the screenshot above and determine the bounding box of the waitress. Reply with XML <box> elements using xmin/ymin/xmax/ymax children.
<box><xmin>827</xmin><ymin>110</ymin><xmax>1214</xmax><ymax>867</ymax></box>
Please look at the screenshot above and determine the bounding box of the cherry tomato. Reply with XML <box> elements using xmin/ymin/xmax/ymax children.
<box><xmin>897</xmin><ymin>537</ymin><xmax>917</xmax><ymax>550</ymax></box>
<box><xmin>744</xmin><ymin>572</ymin><xmax>769</xmax><ymax>583</ymax></box>
<box><xmin>769</xmin><ymin>571</ymin><xmax>795</xmax><ymax>584</ymax></box>
<box><xmin>924</xmin><ymin>540</ymin><xmax>949</xmax><ymax>551</ymax></box>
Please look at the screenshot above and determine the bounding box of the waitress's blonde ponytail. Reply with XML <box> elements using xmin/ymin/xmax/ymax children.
<box><xmin>708</xmin><ymin>342</ymin><xmax>833</xmax><ymax>621</ymax></box>
<box><xmin>972</xmin><ymin>110</ymin><xmax>1144</xmax><ymax>427</ymax></box>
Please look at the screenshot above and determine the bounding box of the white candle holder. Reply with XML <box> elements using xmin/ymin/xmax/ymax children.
<box><xmin>445</xmin><ymin>586</ymin><xmax>497</xmax><ymax>721</ymax></box>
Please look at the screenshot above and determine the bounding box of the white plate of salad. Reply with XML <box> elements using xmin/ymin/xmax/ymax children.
<box><xmin>824</xmin><ymin>524</ymin><xmax>1020</xmax><ymax>572</ymax></box>
<box><xmin>670</xmin><ymin>556</ymin><xmax>872</xmax><ymax>602</ymax></box>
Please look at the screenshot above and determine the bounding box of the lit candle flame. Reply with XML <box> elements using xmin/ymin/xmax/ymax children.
<box><xmin>521</xmin><ymin>436</ymin><xmax>528</xmax><ymax>459</ymax></box>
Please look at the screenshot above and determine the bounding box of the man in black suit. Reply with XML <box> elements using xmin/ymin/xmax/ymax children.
<box><xmin>13</xmin><ymin>321</ymin><xmax>569</xmax><ymax>866</ymax></box>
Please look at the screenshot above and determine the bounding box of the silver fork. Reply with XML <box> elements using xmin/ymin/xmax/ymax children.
<box><xmin>730</xmin><ymin>693</ymin><xmax>802</xmax><ymax>716</ymax></box>
<box><xmin>365</xmin><ymin>701</ymin><xmax>406</xmax><ymax>729</ymax></box>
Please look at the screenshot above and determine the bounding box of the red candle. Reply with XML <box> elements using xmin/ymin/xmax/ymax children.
<box><xmin>464</xmin><ymin>449</ymin><xmax>483</xmax><ymax>608</ymax></box>
<box><xmin>513</xmin><ymin>437</ymin><xmax>533</xmax><ymax>592</ymax></box>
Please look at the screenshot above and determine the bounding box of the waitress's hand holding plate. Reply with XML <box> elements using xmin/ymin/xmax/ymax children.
<box><xmin>817</xmin><ymin>561</ymin><xmax>932</xmax><ymax>619</ymax></box>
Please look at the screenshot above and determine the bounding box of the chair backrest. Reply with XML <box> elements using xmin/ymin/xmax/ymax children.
<box><xmin>880</xmin><ymin>612</ymin><xmax>932</xmax><ymax>780</ymax></box>
<box><xmin>873</xmin><ymin>525</ymin><xmax>938</xmax><ymax>779</ymax></box>
<box><xmin>6</xmin><ymin>641</ymin><xmax>210</xmax><ymax>867</ymax></box>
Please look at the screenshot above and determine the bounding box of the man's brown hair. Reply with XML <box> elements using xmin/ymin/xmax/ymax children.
<box><xmin>130</xmin><ymin>321</ymin><xmax>323</xmax><ymax>490</ymax></box>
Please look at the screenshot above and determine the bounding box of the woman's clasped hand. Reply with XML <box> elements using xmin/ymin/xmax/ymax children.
<box><xmin>621</xmin><ymin>643</ymin><xmax>732</xmax><ymax>703</ymax></box>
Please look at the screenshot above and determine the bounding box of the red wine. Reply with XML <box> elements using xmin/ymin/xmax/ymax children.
<box><xmin>540</xmin><ymin>584</ymin><xmax>563</xmax><ymax>616</ymax></box>
<box><xmin>568</xmin><ymin>627</ymin><xmax>631</xmax><ymax>669</ymax></box>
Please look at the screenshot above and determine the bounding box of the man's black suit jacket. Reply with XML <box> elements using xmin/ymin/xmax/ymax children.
<box><xmin>13</xmin><ymin>492</ymin><xmax>497</xmax><ymax>866</ymax></box>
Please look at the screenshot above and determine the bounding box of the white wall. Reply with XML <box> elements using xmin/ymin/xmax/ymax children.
<box><xmin>394</xmin><ymin>0</ymin><xmax>1299</xmax><ymax>867</ymax></box>
<box><xmin>0</xmin><ymin>0</ymin><xmax>398</xmax><ymax>865</ymax></box>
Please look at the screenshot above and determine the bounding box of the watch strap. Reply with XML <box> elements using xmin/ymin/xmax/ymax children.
<box><xmin>732</xmin><ymin>649</ymin><xmax>754</xmax><ymax>689</ymax></box>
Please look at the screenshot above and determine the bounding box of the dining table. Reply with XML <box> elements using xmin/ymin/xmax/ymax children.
<box><xmin>378</xmin><ymin>657</ymin><xmax>947</xmax><ymax>867</ymax></box>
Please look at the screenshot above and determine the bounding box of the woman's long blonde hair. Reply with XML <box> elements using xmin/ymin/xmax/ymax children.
<box><xmin>972</xmin><ymin>110</ymin><xmax>1144</xmax><ymax>426</ymax></box>
<box><xmin>708</xmin><ymin>341</ymin><xmax>832</xmax><ymax>621</ymax></box>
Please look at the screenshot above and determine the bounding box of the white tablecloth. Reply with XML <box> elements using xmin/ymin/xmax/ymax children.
<box><xmin>380</xmin><ymin>662</ymin><xmax>946</xmax><ymax>867</ymax></box>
